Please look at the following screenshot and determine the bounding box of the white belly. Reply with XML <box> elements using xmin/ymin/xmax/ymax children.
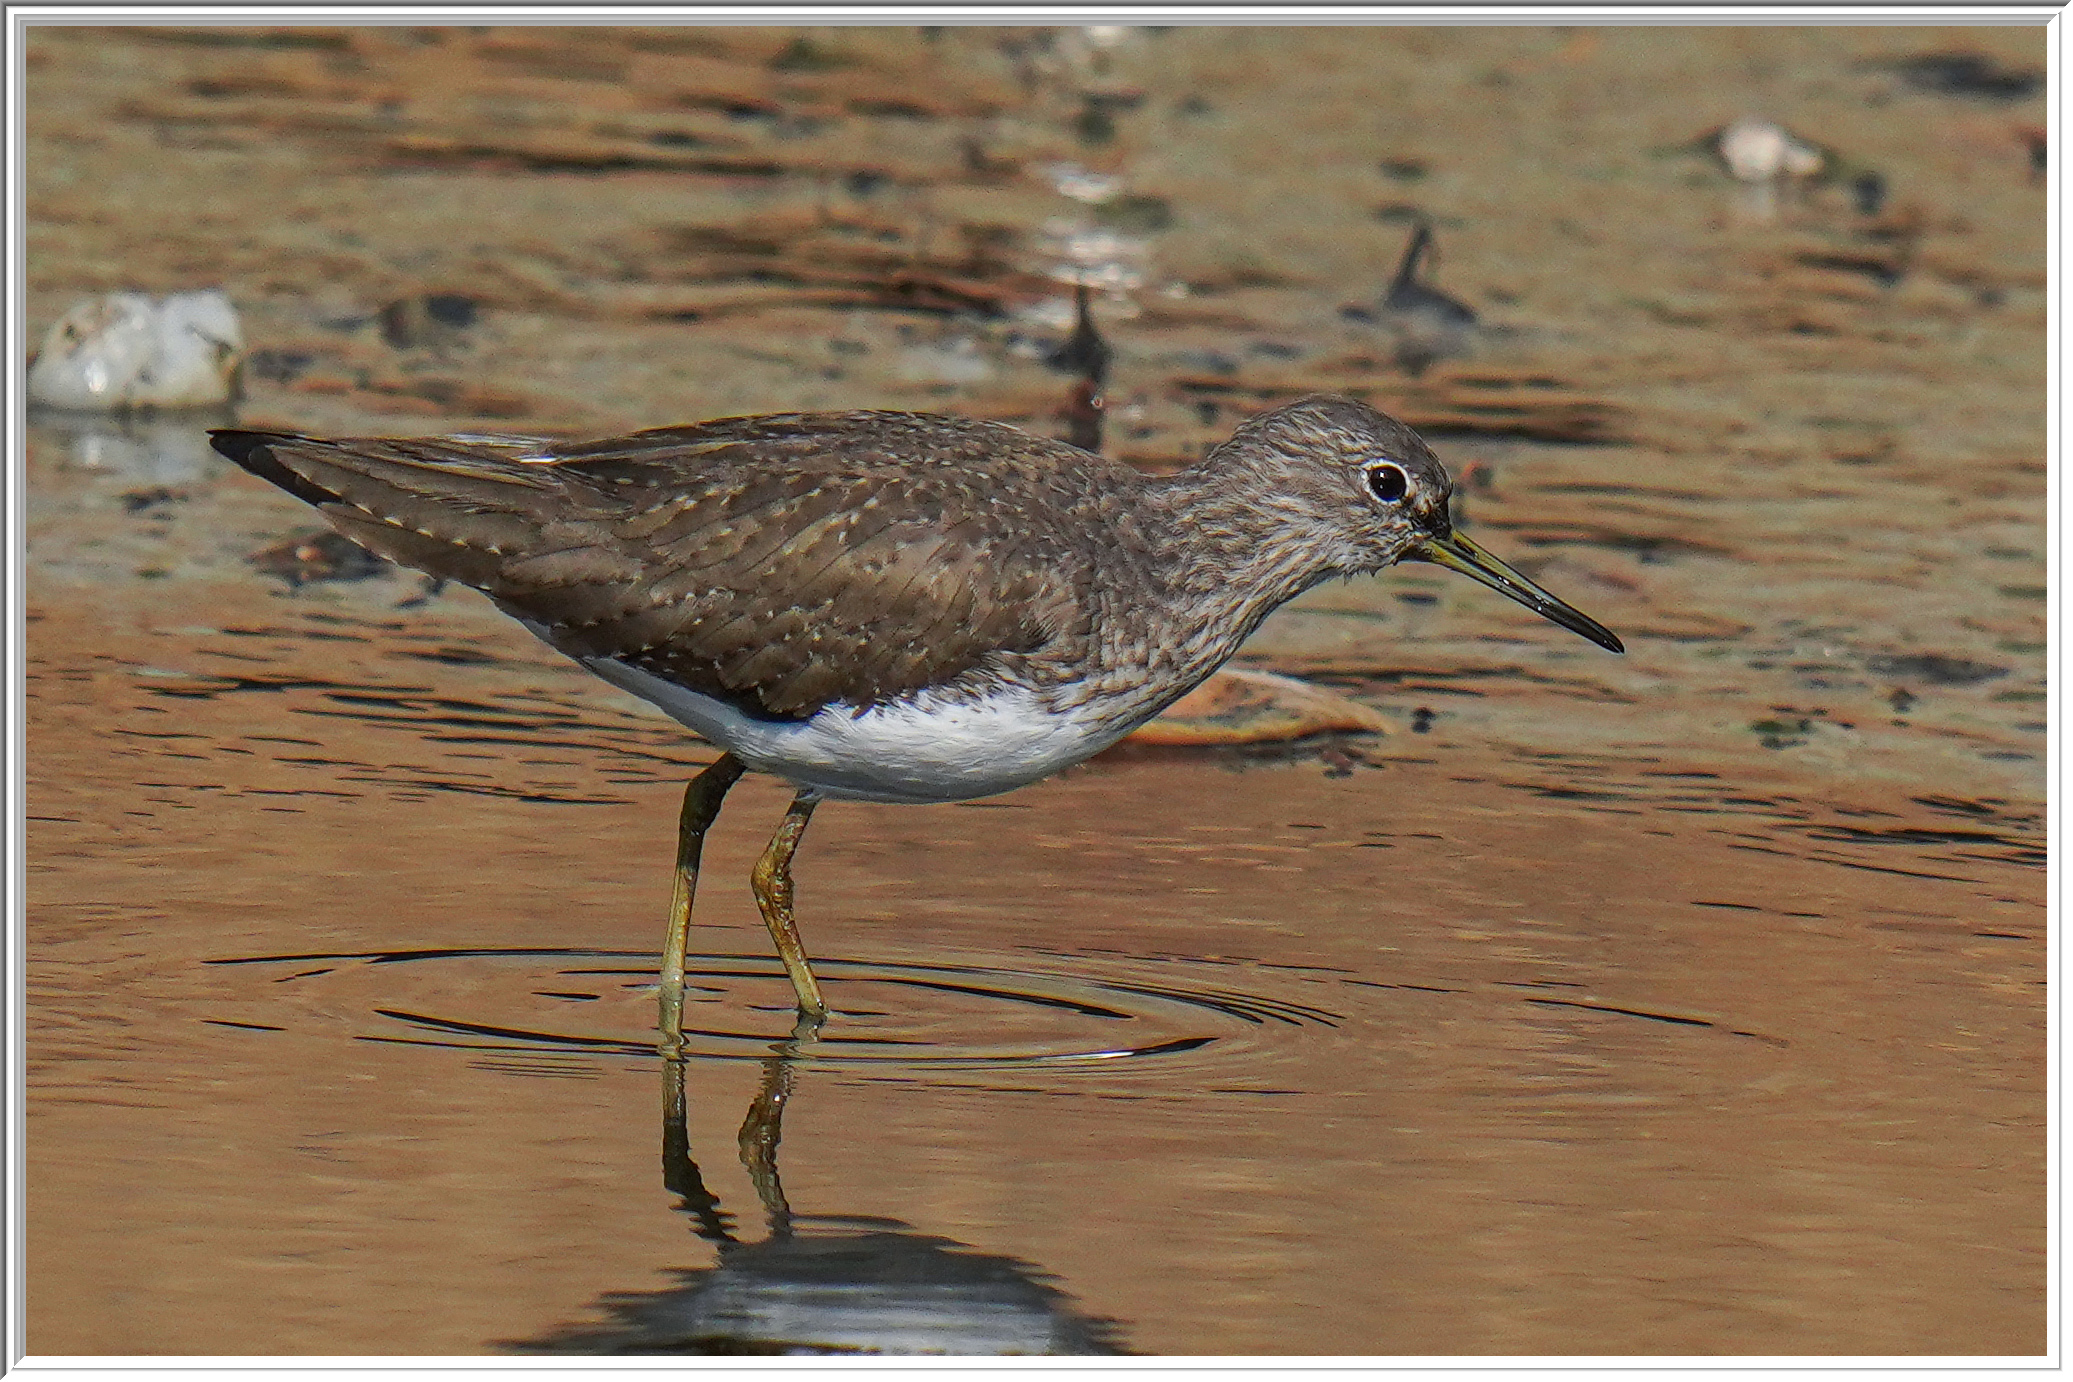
<box><xmin>580</xmin><ymin>655</ymin><xmax>1127</xmax><ymax>804</ymax></box>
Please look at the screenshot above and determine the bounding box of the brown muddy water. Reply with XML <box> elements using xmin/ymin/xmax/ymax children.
<box><xmin>23</xmin><ymin>24</ymin><xmax>2045</xmax><ymax>1356</ymax></box>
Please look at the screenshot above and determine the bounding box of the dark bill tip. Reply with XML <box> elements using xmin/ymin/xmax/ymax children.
<box><xmin>1409</xmin><ymin>530</ymin><xmax>1625</xmax><ymax>654</ymax></box>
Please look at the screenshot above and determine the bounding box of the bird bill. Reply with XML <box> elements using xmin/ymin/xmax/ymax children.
<box><xmin>1409</xmin><ymin>530</ymin><xmax>1625</xmax><ymax>654</ymax></box>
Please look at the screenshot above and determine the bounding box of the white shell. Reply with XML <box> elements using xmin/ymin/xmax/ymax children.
<box><xmin>1717</xmin><ymin>116</ymin><xmax>1823</xmax><ymax>183</ymax></box>
<box><xmin>27</xmin><ymin>290</ymin><xmax>245</xmax><ymax>411</ymax></box>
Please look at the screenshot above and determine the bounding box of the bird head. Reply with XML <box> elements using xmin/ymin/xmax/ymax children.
<box><xmin>1219</xmin><ymin>395</ymin><xmax>1624</xmax><ymax>654</ymax></box>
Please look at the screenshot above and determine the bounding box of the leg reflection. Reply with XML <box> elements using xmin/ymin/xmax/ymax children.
<box><xmin>736</xmin><ymin>1041</ymin><xmax>803</xmax><ymax>1239</ymax></box>
<box><xmin>661</xmin><ymin>1055</ymin><xmax>734</xmax><ymax>1246</ymax></box>
<box><xmin>516</xmin><ymin>1042</ymin><xmax>1127</xmax><ymax>1353</ymax></box>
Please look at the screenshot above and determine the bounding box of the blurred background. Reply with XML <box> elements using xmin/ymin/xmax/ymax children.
<box><xmin>24</xmin><ymin>24</ymin><xmax>2045</xmax><ymax>1357</ymax></box>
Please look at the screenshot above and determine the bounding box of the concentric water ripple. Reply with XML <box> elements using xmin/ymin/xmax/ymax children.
<box><xmin>203</xmin><ymin>947</ymin><xmax>1342</xmax><ymax>1069</ymax></box>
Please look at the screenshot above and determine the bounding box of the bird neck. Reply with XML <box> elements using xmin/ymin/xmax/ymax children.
<box><xmin>1141</xmin><ymin>451</ymin><xmax>1350</xmax><ymax>655</ymax></box>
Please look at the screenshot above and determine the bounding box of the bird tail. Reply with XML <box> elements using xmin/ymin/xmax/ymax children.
<box><xmin>208</xmin><ymin>428</ymin><xmax>568</xmax><ymax>589</ymax></box>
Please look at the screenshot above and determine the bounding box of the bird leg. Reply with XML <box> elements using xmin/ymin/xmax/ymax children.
<box><xmin>659</xmin><ymin>753</ymin><xmax>745</xmax><ymax>1055</ymax></box>
<box><xmin>750</xmin><ymin>792</ymin><xmax>827</xmax><ymax>1020</ymax></box>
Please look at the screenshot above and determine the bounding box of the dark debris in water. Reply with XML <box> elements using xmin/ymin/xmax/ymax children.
<box><xmin>1863</xmin><ymin>653</ymin><xmax>2010</xmax><ymax>686</ymax></box>
<box><xmin>1795</xmin><ymin>247</ymin><xmax>1907</xmax><ymax>290</ymax></box>
<box><xmin>1875</xmin><ymin>51</ymin><xmax>2043</xmax><ymax>102</ymax></box>
<box><xmin>1802</xmin><ymin>823</ymin><xmax>2044</xmax><ymax>867</ymax></box>
<box><xmin>1522</xmin><ymin>997</ymin><xmax>1716</xmax><ymax>1030</ymax></box>
<box><xmin>2019</xmin><ymin>125</ymin><xmax>2046</xmax><ymax>182</ymax></box>
<box><xmin>245</xmin><ymin>347</ymin><xmax>315</xmax><ymax>384</ymax></box>
<box><xmin>120</xmin><ymin>486</ymin><xmax>185</xmax><ymax>515</ymax></box>
<box><xmin>1912</xmin><ymin>793</ymin><xmax>2033</xmax><ymax>823</ymax></box>
<box><xmin>391</xmin><ymin>641</ymin><xmax>498</xmax><ymax>667</ymax></box>
<box><xmin>379</xmin><ymin>292</ymin><xmax>481</xmax><ymax>349</ymax></box>
<box><xmin>1750</xmin><ymin>717</ymin><xmax>1814</xmax><ymax>749</ymax></box>
<box><xmin>247</xmin><ymin>530</ymin><xmax>390</xmax><ymax>587</ymax></box>
<box><xmin>1850</xmin><ymin>171</ymin><xmax>1888</xmax><ymax>217</ymax></box>
<box><xmin>1091</xmin><ymin>192</ymin><xmax>1173</xmax><ymax>233</ymax></box>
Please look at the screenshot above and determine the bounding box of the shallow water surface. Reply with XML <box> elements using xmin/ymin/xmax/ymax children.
<box><xmin>27</xmin><ymin>574</ymin><xmax>2041</xmax><ymax>1355</ymax></box>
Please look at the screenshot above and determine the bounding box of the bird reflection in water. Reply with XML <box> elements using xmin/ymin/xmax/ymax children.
<box><xmin>512</xmin><ymin>1034</ymin><xmax>1127</xmax><ymax>1356</ymax></box>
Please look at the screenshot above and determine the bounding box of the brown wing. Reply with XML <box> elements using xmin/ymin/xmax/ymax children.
<box><xmin>212</xmin><ymin>414</ymin><xmax>1103</xmax><ymax>719</ymax></box>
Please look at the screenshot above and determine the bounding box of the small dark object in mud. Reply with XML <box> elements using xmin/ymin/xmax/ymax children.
<box><xmin>379</xmin><ymin>293</ymin><xmax>480</xmax><ymax>350</ymax></box>
<box><xmin>248</xmin><ymin>529</ymin><xmax>389</xmax><ymax>587</ymax></box>
<box><xmin>2017</xmin><ymin>125</ymin><xmax>2046</xmax><ymax>183</ymax></box>
<box><xmin>1094</xmin><ymin>193</ymin><xmax>1175</xmax><ymax>234</ymax></box>
<box><xmin>1851</xmin><ymin>171</ymin><xmax>1888</xmax><ymax>216</ymax></box>
<box><xmin>1319</xmin><ymin>741</ymin><xmax>1368</xmax><ymax>778</ymax></box>
<box><xmin>1864</xmin><ymin>653</ymin><xmax>2009</xmax><ymax>687</ymax></box>
<box><xmin>1879</xmin><ymin>51</ymin><xmax>2043</xmax><ymax>102</ymax></box>
<box><xmin>1750</xmin><ymin>716</ymin><xmax>1815</xmax><ymax>749</ymax></box>
<box><xmin>1378</xmin><ymin>158</ymin><xmax>1429</xmax><ymax>182</ymax></box>
<box><xmin>120</xmin><ymin>486</ymin><xmax>183</xmax><ymax>515</ymax></box>
<box><xmin>768</xmin><ymin>36</ymin><xmax>849</xmax><ymax>73</ymax></box>
<box><xmin>246</xmin><ymin>348</ymin><xmax>316</xmax><ymax>384</ymax></box>
<box><xmin>843</xmin><ymin>168</ymin><xmax>889</xmax><ymax>198</ymax></box>
<box><xmin>1411</xmin><ymin>706</ymin><xmax>1436</xmax><ymax>734</ymax></box>
<box><xmin>1888</xmin><ymin>686</ymin><xmax>1917</xmax><ymax>713</ymax></box>
<box><xmin>958</xmin><ymin>136</ymin><xmax>1020</xmax><ymax>181</ymax></box>
<box><xmin>1797</xmin><ymin>248</ymin><xmax>1906</xmax><ymax>290</ymax></box>
<box><xmin>1072</xmin><ymin>100</ymin><xmax>1117</xmax><ymax>147</ymax></box>
<box><xmin>1072</xmin><ymin>90</ymin><xmax>1146</xmax><ymax>147</ymax></box>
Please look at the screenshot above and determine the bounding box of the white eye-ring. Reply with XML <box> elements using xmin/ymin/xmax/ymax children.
<box><xmin>1366</xmin><ymin>462</ymin><xmax>1410</xmax><ymax>503</ymax></box>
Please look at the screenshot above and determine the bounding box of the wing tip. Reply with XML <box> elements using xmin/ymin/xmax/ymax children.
<box><xmin>210</xmin><ymin>429</ymin><xmax>345</xmax><ymax>509</ymax></box>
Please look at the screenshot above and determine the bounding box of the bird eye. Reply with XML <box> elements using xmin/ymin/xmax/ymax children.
<box><xmin>1366</xmin><ymin>463</ymin><xmax>1410</xmax><ymax>503</ymax></box>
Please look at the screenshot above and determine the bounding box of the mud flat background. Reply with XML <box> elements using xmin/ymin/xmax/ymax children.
<box><xmin>23</xmin><ymin>24</ymin><xmax>2045</xmax><ymax>1356</ymax></box>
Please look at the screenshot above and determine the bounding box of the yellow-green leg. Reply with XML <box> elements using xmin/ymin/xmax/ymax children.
<box><xmin>659</xmin><ymin>753</ymin><xmax>745</xmax><ymax>1055</ymax></box>
<box><xmin>751</xmin><ymin>792</ymin><xmax>828</xmax><ymax>1020</ymax></box>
